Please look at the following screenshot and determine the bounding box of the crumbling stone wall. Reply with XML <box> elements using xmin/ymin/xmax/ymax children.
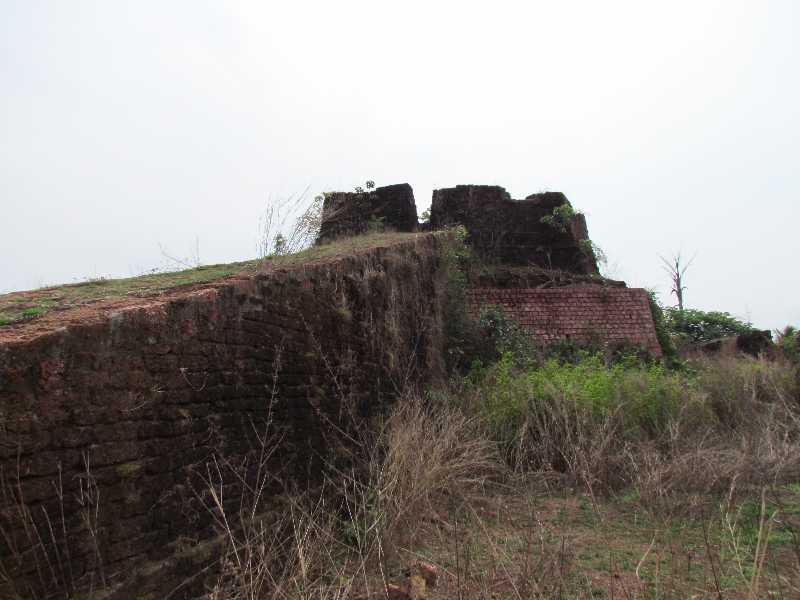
<box><xmin>429</xmin><ymin>185</ymin><xmax>598</xmax><ymax>274</ymax></box>
<box><xmin>428</xmin><ymin>184</ymin><xmax>660</xmax><ymax>354</ymax></box>
<box><xmin>0</xmin><ymin>236</ymin><xmax>446</xmax><ymax>599</ymax></box>
<box><xmin>467</xmin><ymin>286</ymin><xmax>662</xmax><ymax>356</ymax></box>
<box><xmin>316</xmin><ymin>183</ymin><xmax>418</xmax><ymax>244</ymax></box>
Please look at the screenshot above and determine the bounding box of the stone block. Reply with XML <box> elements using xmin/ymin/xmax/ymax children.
<box><xmin>316</xmin><ymin>183</ymin><xmax>418</xmax><ymax>244</ymax></box>
<box><xmin>430</xmin><ymin>184</ymin><xmax>598</xmax><ymax>273</ymax></box>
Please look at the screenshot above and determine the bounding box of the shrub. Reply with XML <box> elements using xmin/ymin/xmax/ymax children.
<box><xmin>448</xmin><ymin>347</ymin><xmax>800</xmax><ymax>502</ymax></box>
<box><xmin>466</xmin><ymin>352</ymin><xmax>703</xmax><ymax>473</ymax></box>
<box><xmin>663</xmin><ymin>307</ymin><xmax>755</xmax><ymax>345</ymax></box>
<box><xmin>647</xmin><ymin>291</ymin><xmax>678</xmax><ymax>362</ymax></box>
<box><xmin>476</xmin><ymin>305</ymin><xmax>537</xmax><ymax>367</ymax></box>
<box><xmin>776</xmin><ymin>325</ymin><xmax>800</xmax><ymax>364</ymax></box>
<box><xmin>540</xmin><ymin>204</ymin><xmax>577</xmax><ymax>233</ymax></box>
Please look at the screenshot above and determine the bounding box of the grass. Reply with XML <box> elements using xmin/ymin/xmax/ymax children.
<box><xmin>175</xmin><ymin>349</ymin><xmax>800</xmax><ymax>600</ymax></box>
<box><xmin>0</xmin><ymin>262</ymin><xmax>258</xmax><ymax>327</ymax></box>
<box><xmin>0</xmin><ymin>232</ymin><xmax>424</xmax><ymax>327</ymax></box>
<box><xmin>396</xmin><ymin>483</ymin><xmax>800</xmax><ymax>598</ymax></box>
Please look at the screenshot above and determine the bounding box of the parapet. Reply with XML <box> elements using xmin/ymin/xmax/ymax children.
<box><xmin>316</xmin><ymin>183</ymin><xmax>418</xmax><ymax>244</ymax></box>
<box><xmin>429</xmin><ymin>185</ymin><xmax>598</xmax><ymax>274</ymax></box>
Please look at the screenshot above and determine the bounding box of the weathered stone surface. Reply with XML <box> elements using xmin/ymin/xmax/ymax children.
<box><xmin>317</xmin><ymin>183</ymin><xmax>418</xmax><ymax>244</ymax></box>
<box><xmin>0</xmin><ymin>236</ymin><xmax>446</xmax><ymax>599</ymax></box>
<box><xmin>467</xmin><ymin>264</ymin><xmax>625</xmax><ymax>289</ymax></box>
<box><xmin>429</xmin><ymin>185</ymin><xmax>598</xmax><ymax>274</ymax></box>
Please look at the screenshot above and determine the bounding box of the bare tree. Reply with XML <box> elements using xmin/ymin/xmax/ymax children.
<box><xmin>660</xmin><ymin>251</ymin><xmax>696</xmax><ymax>310</ymax></box>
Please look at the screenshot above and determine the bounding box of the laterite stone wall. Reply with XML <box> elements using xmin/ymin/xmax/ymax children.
<box><xmin>467</xmin><ymin>286</ymin><xmax>662</xmax><ymax>356</ymax></box>
<box><xmin>317</xmin><ymin>183</ymin><xmax>418</xmax><ymax>244</ymax></box>
<box><xmin>430</xmin><ymin>185</ymin><xmax>599</xmax><ymax>273</ymax></box>
<box><xmin>0</xmin><ymin>235</ymin><xmax>446</xmax><ymax>599</ymax></box>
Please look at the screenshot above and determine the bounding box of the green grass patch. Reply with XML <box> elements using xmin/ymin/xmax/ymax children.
<box><xmin>0</xmin><ymin>232</ymin><xmax>424</xmax><ymax>327</ymax></box>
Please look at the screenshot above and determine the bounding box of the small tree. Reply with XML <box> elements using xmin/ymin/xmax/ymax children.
<box><xmin>660</xmin><ymin>251</ymin><xmax>695</xmax><ymax>310</ymax></box>
<box><xmin>663</xmin><ymin>308</ymin><xmax>754</xmax><ymax>344</ymax></box>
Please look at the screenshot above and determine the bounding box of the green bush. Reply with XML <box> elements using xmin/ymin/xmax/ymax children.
<box><xmin>647</xmin><ymin>291</ymin><xmax>678</xmax><ymax>362</ymax></box>
<box><xmin>663</xmin><ymin>307</ymin><xmax>754</xmax><ymax>345</ymax></box>
<box><xmin>439</xmin><ymin>339</ymin><xmax>800</xmax><ymax>499</ymax></box>
<box><xmin>540</xmin><ymin>204</ymin><xmax>577</xmax><ymax>233</ymax></box>
<box><xmin>776</xmin><ymin>326</ymin><xmax>800</xmax><ymax>364</ymax></box>
<box><xmin>470</xmin><ymin>352</ymin><xmax>709</xmax><ymax>469</ymax></box>
<box><xmin>476</xmin><ymin>305</ymin><xmax>537</xmax><ymax>367</ymax></box>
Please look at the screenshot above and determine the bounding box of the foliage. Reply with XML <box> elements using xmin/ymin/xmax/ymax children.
<box><xmin>540</xmin><ymin>204</ymin><xmax>577</xmax><ymax>233</ymax></box>
<box><xmin>419</xmin><ymin>208</ymin><xmax>431</xmax><ymax>224</ymax></box>
<box><xmin>579</xmin><ymin>238</ymin><xmax>607</xmax><ymax>268</ymax></box>
<box><xmin>776</xmin><ymin>325</ymin><xmax>800</xmax><ymax>364</ymax></box>
<box><xmin>647</xmin><ymin>291</ymin><xmax>678</xmax><ymax>362</ymax></box>
<box><xmin>541</xmin><ymin>205</ymin><xmax>607</xmax><ymax>271</ymax></box>
<box><xmin>476</xmin><ymin>305</ymin><xmax>537</xmax><ymax>367</ymax></box>
<box><xmin>663</xmin><ymin>307</ymin><xmax>755</xmax><ymax>345</ymax></box>
<box><xmin>436</xmin><ymin>225</ymin><xmax>477</xmax><ymax>370</ymax></box>
<box><xmin>449</xmin><ymin>345</ymin><xmax>800</xmax><ymax>506</ymax></box>
<box><xmin>474</xmin><ymin>352</ymin><xmax>696</xmax><ymax>456</ymax></box>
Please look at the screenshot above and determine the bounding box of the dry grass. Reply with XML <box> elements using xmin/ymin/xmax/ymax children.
<box><xmin>193</xmin><ymin>394</ymin><xmax>501</xmax><ymax>600</ymax></box>
<box><xmin>0</xmin><ymin>454</ymin><xmax>109</xmax><ymax>600</ymax></box>
<box><xmin>193</xmin><ymin>355</ymin><xmax>800</xmax><ymax>600</ymax></box>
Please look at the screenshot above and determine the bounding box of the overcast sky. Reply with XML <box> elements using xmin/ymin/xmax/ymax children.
<box><xmin>1</xmin><ymin>1</ymin><xmax>798</xmax><ymax>331</ymax></box>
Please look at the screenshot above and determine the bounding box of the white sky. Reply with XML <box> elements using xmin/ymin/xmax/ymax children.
<box><xmin>1</xmin><ymin>0</ymin><xmax>798</xmax><ymax>331</ymax></box>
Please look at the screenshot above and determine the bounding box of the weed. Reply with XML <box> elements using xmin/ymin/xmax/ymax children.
<box><xmin>540</xmin><ymin>204</ymin><xmax>577</xmax><ymax>233</ymax></box>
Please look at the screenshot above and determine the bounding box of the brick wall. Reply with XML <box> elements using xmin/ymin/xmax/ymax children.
<box><xmin>467</xmin><ymin>286</ymin><xmax>662</xmax><ymax>356</ymax></box>
<box><xmin>0</xmin><ymin>235</ymin><xmax>446</xmax><ymax>599</ymax></box>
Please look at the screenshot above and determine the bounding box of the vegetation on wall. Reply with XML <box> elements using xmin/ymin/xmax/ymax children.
<box><xmin>647</xmin><ymin>291</ymin><xmax>678</xmax><ymax>362</ymax></box>
<box><xmin>540</xmin><ymin>203</ymin><xmax>607</xmax><ymax>271</ymax></box>
<box><xmin>539</xmin><ymin>204</ymin><xmax>577</xmax><ymax>233</ymax></box>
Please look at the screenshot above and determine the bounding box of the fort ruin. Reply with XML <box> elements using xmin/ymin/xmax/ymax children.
<box><xmin>319</xmin><ymin>183</ymin><xmax>661</xmax><ymax>356</ymax></box>
<box><xmin>0</xmin><ymin>182</ymin><xmax>662</xmax><ymax>598</ymax></box>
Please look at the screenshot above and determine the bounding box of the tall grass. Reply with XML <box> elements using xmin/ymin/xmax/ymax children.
<box><xmin>197</xmin><ymin>395</ymin><xmax>501</xmax><ymax>600</ymax></box>
<box><xmin>454</xmin><ymin>352</ymin><xmax>800</xmax><ymax>506</ymax></box>
<box><xmin>186</xmin><ymin>350</ymin><xmax>800</xmax><ymax>599</ymax></box>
